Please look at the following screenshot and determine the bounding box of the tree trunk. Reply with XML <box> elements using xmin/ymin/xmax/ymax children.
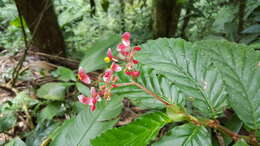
<box><xmin>101</xmin><ymin>0</ymin><xmax>109</xmax><ymax>12</ymax></box>
<box><xmin>15</xmin><ymin>0</ymin><xmax>65</xmax><ymax>56</ymax></box>
<box><xmin>90</xmin><ymin>0</ymin><xmax>96</xmax><ymax>17</ymax></box>
<box><xmin>238</xmin><ymin>0</ymin><xmax>246</xmax><ymax>34</ymax></box>
<box><xmin>153</xmin><ymin>0</ymin><xmax>182</xmax><ymax>38</ymax></box>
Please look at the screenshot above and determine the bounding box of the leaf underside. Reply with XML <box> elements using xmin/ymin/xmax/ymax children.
<box><xmin>137</xmin><ymin>38</ymin><xmax>228</xmax><ymax>118</ymax></box>
<box><xmin>50</xmin><ymin>97</ymin><xmax>123</xmax><ymax>146</ymax></box>
<box><xmin>153</xmin><ymin>123</ymin><xmax>212</xmax><ymax>146</ymax></box>
<box><xmin>199</xmin><ymin>40</ymin><xmax>260</xmax><ymax>130</ymax></box>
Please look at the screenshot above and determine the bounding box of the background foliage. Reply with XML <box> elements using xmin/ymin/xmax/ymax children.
<box><xmin>0</xmin><ymin>0</ymin><xmax>260</xmax><ymax>146</ymax></box>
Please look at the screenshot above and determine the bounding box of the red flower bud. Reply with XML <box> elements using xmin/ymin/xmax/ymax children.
<box><xmin>132</xmin><ymin>59</ymin><xmax>139</xmax><ymax>64</ymax></box>
<box><xmin>125</xmin><ymin>71</ymin><xmax>132</xmax><ymax>76</ymax></box>
<box><xmin>112</xmin><ymin>84</ymin><xmax>118</xmax><ymax>88</ymax></box>
<box><xmin>134</xmin><ymin>46</ymin><xmax>141</xmax><ymax>51</ymax></box>
<box><xmin>132</xmin><ymin>71</ymin><xmax>140</xmax><ymax>77</ymax></box>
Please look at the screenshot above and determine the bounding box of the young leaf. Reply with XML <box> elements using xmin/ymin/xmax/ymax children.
<box><xmin>37</xmin><ymin>82</ymin><xmax>73</xmax><ymax>101</ymax></box>
<box><xmin>91</xmin><ymin>112</ymin><xmax>172</xmax><ymax>146</ymax></box>
<box><xmin>202</xmin><ymin>40</ymin><xmax>260</xmax><ymax>130</ymax></box>
<box><xmin>153</xmin><ymin>123</ymin><xmax>212</xmax><ymax>146</ymax></box>
<box><xmin>137</xmin><ymin>38</ymin><xmax>228</xmax><ymax>118</ymax></box>
<box><xmin>50</xmin><ymin>96</ymin><xmax>123</xmax><ymax>146</ymax></box>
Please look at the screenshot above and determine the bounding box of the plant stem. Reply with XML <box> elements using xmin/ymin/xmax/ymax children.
<box><xmin>114</xmin><ymin>81</ymin><xmax>259</xmax><ymax>145</ymax></box>
<box><xmin>131</xmin><ymin>81</ymin><xmax>170</xmax><ymax>105</ymax></box>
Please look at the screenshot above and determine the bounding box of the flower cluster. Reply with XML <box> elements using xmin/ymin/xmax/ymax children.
<box><xmin>77</xmin><ymin>32</ymin><xmax>141</xmax><ymax>111</ymax></box>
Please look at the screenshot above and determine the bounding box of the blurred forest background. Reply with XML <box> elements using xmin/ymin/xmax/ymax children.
<box><xmin>0</xmin><ymin>0</ymin><xmax>260</xmax><ymax>145</ymax></box>
<box><xmin>1</xmin><ymin>0</ymin><xmax>259</xmax><ymax>57</ymax></box>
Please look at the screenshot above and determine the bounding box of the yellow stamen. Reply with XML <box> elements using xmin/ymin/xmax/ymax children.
<box><xmin>104</xmin><ymin>57</ymin><xmax>111</xmax><ymax>63</ymax></box>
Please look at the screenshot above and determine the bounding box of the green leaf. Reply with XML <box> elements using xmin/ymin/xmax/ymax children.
<box><xmin>50</xmin><ymin>96</ymin><xmax>123</xmax><ymax>146</ymax></box>
<box><xmin>232</xmin><ymin>139</ymin><xmax>249</xmax><ymax>146</ymax></box>
<box><xmin>80</xmin><ymin>34</ymin><xmax>120</xmax><ymax>73</ymax></box>
<box><xmin>242</xmin><ymin>24</ymin><xmax>260</xmax><ymax>34</ymax></box>
<box><xmin>37</xmin><ymin>103</ymin><xmax>62</xmax><ymax>123</ymax></box>
<box><xmin>203</xmin><ymin>40</ymin><xmax>260</xmax><ymax>130</ymax></box>
<box><xmin>52</xmin><ymin>66</ymin><xmax>76</xmax><ymax>81</ymax></box>
<box><xmin>37</xmin><ymin>82</ymin><xmax>73</xmax><ymax>101</ymax></box>
<box><xmin>9</xmin><ymin>16</ymin><xmax>27</xmax><ymax>28</ymax></box>
<box><xmin>137</xmin><ymin>38</ymin><xmax>228</xmax><ymax>118</ymax></box>
<box><xmin>0</xmin><ymin>111</ymin><xmax>16</xmax><ymax>132</ymax></box>
<box><xmin>112</xmin><ymin>65</ymin><xmax>185</xmax><ymax>109</ymax></box>
<box><xmin>5</xmin><ymin>137</ymin><xmax>26</xmax><ymax>146</ymax></box>
<box><xmin>26</xmin><ymin>122</ymin><xmax>61</xmax><ymax>146</ymax></box>
<box><xmin>91</xmin><ymin>112</ymin><xmax>172</xmax><ymax>146</ymax></box>
<box><xmin>153</xmin><ymin>123</ymin><xmax>212</xmax><ymax>146</ymax></box>
<box><xmin>12</xmin><ymin>91</ymin><xmax>38</xmax><ymax>110</ymax></box>
<box><xmin>76</xmin><ymin>82</ymin><xmax>90</xmax><ymax>96</ymax></box>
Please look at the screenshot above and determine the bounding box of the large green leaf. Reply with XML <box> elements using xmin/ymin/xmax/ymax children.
<box><xmin>136</xmin><ymin>38</ymin><xmax>228</xmax><ymax>118</ymax></box>
<box><xmin>153</xmin><ymin>123</ymin><xmax>212</xmax><ymax>146</ymax></box>
<box><xmin>202</xmin><ymin>40</ymin><xmax>260</xmax><ymax>130</ymax></box>
<box><xmin>91</xmin><ymin>112</ymin><xmax>172</xmax><ymax>146</ymax></box>
<box><xmin>112</xmin><ymin>65</ymin><xmax>185</xmax><ymax>109</ymax></box>
<box><xmin>37</xmin><ymin>82</ymin><xmax>73</xmax><ymax>101</ymax></box>
<box><xmin>80</xmin><ymin>34</ymin><xmax>120</xmax><ymax>73</ymax></box>
<box><xmin>50</xmin><ymin>96</ymin><xmax>123</xmax><ymax>146</ymax></box>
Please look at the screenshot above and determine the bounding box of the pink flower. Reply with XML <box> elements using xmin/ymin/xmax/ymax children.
<box><xmin>121</xmin><ymin>32</ymin><xmax>131</xmax><ymax>46</ymax></box>
<box><xmin>117</xmin><ymin>43</ymin><xmax>130</xmax><ymax>56</ymax></box>
<box><xmin>117</xmin><ymin>43</ymin><xmax>127</xmax><ymax>51</ymax></box>
<box><xmin>103</xmin><ymin>69</ymin><xmax>113</xmax><ymax>82</ymax></box>
<box><xmin>121</xmin><ymin>32</ymin><xmax>131</xmax><ymax>40</ymax></box>
<box><xmin>78</xmin><ymin>87</ymin><xmax>101</xmax><ymax>111</ymax></box>
<box><xmin>107</xmin><ymin>48</ymin><xmax>113</xmax><ymax>60</ymax></box>
<box><xmin>78</xmin><ymin>67</ymin><xmax>91</xmax><ymax>84</ymax></box>
<box><xmin>121</xmin><ymin>50</ymin><xmax>130</xmax><ymax>56</ymax></box>
<box><xmin>111</xmin><ymin>62</ymin><xmax>122</xmax><ymax>72</ymax></box>
<box><xmin>122</xmin><ymin>39</ymin><xmax>130</xmax><ymax>47</ymax></box>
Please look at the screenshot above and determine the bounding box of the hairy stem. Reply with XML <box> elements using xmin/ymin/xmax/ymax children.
<box><xmin>131</xmin><ymin>81</ymin><xmax>170</xmax><ymax>105</ymax></box>
<box><xmin>115</xmin><ymin>81</ymin><xmax>259</xmax><ymax>145</ymax></box>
